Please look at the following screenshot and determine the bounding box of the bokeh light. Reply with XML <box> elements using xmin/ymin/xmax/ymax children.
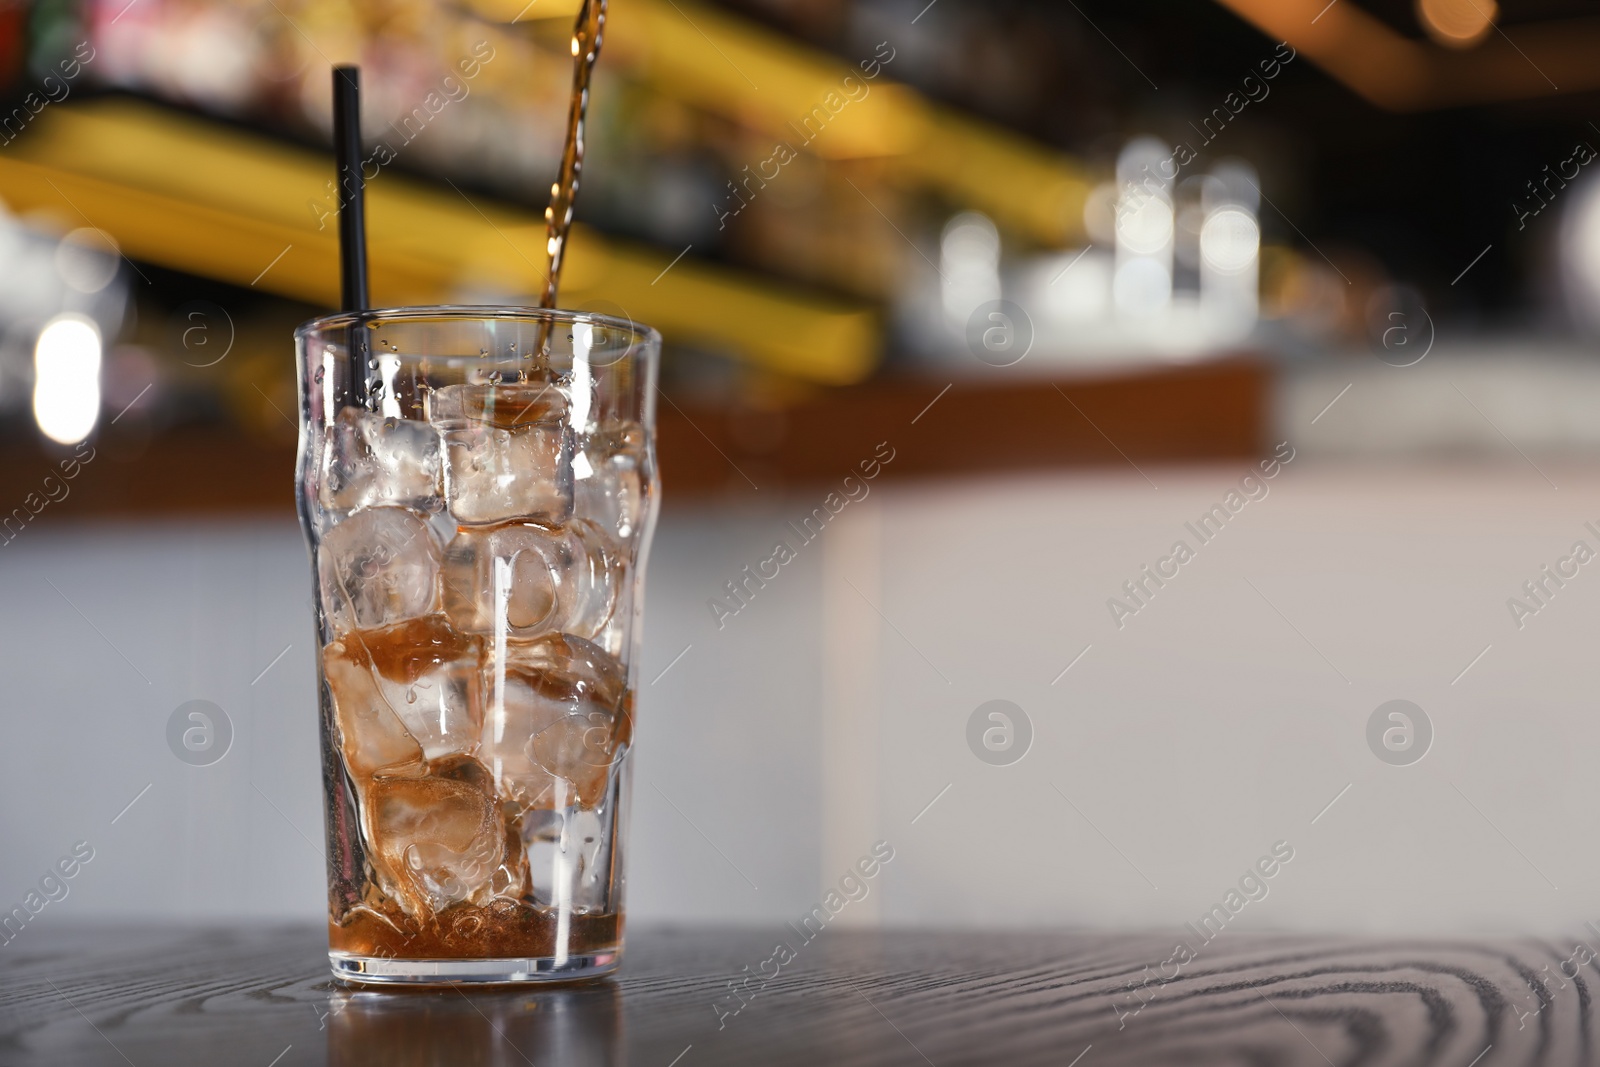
<box><xmin>32</xmin><ymin>314</ymin><xmax>102</xmax><ymax>445</ymax></box>
<box><xmin>1417</xmin><ymin>0</ymin><xmax>1497</xmax><ymax>49</ymax></box>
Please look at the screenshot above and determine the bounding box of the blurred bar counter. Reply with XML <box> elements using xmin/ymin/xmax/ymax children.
<box><xmin>0</xmin><ymin>358</ymin><xmax>1266</xmax><ymax>518</ymax></box>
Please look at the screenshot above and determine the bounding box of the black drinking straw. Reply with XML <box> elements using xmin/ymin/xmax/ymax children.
<box><xmin>332</xmin><ymin>66</ymin><xmax>369</xmax><ymax>408</ymax></box>
<box><xmin>332</xmin><ymin>66</ymin><xmax>369</xmax><ymax>312</ymax></box>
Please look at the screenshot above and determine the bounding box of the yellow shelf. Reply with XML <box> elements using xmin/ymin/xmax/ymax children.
<box><xmin>0</xmin><ymin>98</ymin><xmax>878</xmax><ymax>384</ymax></box>
<box><xmin>604</xmin><ymin>0</ymin><xmax>1092</xmax><ymax>244</ymax></box>
<box><xmin>471</xmin><ymin>0</ymin><xmax>1091</xmax><ymax>242</ymax></box>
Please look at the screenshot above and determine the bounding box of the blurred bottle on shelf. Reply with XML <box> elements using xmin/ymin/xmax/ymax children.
<box><xmin>899</xmin><ymin>136</ymin><xmax>1266</xmax><ymax>372</ymax></box>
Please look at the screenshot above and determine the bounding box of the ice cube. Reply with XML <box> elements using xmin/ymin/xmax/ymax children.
<box><xmin>320</xmin><ymin>407</ymin><xmax>442</xmax><ymax>512</ymax></box>
<box><xmin>429</xmin><ymin>383</ymin><xmax>574</xmax><ymax>526</ymax></box>
<box><xmin>318</xmin><ymin>506</ymin><xmax>442</xmax><ymax>633</ymax></box>
<box><xmin>440</xmin><ymin>519</ymin><xmax>623</xmax><ymax>643</ymax></box>
<box><xmin>364</xmin><ymin>755</ymin><xmax>505</xmax><ymax>917</ymax></box>
<box><xmin>324</xmin><ymin>634</ymin><xmax>426</xmax><ymax>779</ymax></box>
<box><xmin>573</xmin><ymin>421</ymin><xmax>649</xmax><ymax>546</ymax></box>
<box><xmin>524</xmin><ymin>804</ymin><xmax>614</xmax><ymax>911</ymax></box>
<box><xmin>333</xmin><ymin>616</ymin><xmax>483</xmax><ymax>762</ymax></box>
<box><xmin>479</xmin><ymin>634</ymin><xmax>628</xmax><ymax>808</ymax></box>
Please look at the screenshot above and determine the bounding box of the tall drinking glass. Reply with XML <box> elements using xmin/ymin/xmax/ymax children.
<box><xmin>294</xmin><ymin>306</ymin><xmax>659</xmax><ymax>984</ymax></box>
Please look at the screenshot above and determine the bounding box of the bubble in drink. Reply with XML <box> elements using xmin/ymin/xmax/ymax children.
<box><xmin>365</xmin><ymin>755</ymin><xmax>505</xmax><ymax>917</ymax></box>
<box><xmin>429</xmin><ymin>383</ymin><xmax>574</xmax><ymax>526</ymax></box>
<box><xmin>440</xmin><ymin>519</ymin><xmax>623</xmax><ymax>643</ymax></box>
<box><xmin>318</xmin><ymin>506</ymin><xmax>442</xmax><ymax>633</ymax></box>
<box><xmin>320</xmin><ymin>406</ymin><xmax>442</xmax><ymax>512</ymax></box>
<box><xmin>480</xmin><ymin>633</ymin><xmax>627</xmax><ymax>809</ymax></box>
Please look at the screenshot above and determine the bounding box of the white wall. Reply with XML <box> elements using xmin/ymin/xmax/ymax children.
<box><xmin>3</xmin><ymin>459</ymin><xmax>1599</xmax><ymax>940</ymax></box>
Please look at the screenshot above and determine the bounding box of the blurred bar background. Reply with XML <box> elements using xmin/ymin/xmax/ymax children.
<box><xmin>4</xmin><ymin>0</ymin><xmax>1600</xmax><ymax>935</ymax></box>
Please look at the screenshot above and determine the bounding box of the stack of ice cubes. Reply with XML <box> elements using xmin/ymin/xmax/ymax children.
<box><xmin>316</xmin><ymin>374</ymin><xmax>648</xmax><ymax>920</ymax></box>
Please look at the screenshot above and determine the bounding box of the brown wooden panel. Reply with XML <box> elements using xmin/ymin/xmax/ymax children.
<box><xmin>655</xmin><ymin>357</ymin><xmax>1267</xmax><ymax>496</ymax></box>
<box><xmin>0</xmin><ymin>358</ymin><xmax>1267</xmax><ymax>526</ymax></box>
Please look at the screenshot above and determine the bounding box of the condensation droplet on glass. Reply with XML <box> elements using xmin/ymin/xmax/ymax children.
<box><xmin>405</xmin><ymin>686</ymin><xmax>418</xmax><ymax>704</ymax></box>
<box><xmin>313</xmin><ymin>366</ymin><xmax>324</xmax><ymax>384</ymax></box>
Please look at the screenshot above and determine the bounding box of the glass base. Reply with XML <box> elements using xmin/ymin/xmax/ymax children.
<box><xmin>330</xmin><ymin>947</ymin><xmax>621</xmax><ymax>986</ymax></box>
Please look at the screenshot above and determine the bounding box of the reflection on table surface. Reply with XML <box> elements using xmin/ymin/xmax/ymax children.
<box><xmin>327</xmin><ymin>981</ymin><xmax>621</xmax><ymax>1067</ymax></box>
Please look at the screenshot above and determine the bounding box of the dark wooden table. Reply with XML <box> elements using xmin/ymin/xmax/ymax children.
<box><xmin>0</xmin><ymin>925</ymin><xmax>1582</xmax><ymax>1065</ymax></box>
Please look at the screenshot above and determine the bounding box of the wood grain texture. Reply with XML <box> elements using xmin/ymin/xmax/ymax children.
<box><xmin>0</xmin><ymin>925</ymin><xmax>1588</xmax><ymax>1066</ymax></box>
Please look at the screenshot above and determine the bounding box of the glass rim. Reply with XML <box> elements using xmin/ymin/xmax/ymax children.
<box><xmin>295</xmin><ymin>303</ymin><xmax>662</xmax><ymax>351</ymax></box>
